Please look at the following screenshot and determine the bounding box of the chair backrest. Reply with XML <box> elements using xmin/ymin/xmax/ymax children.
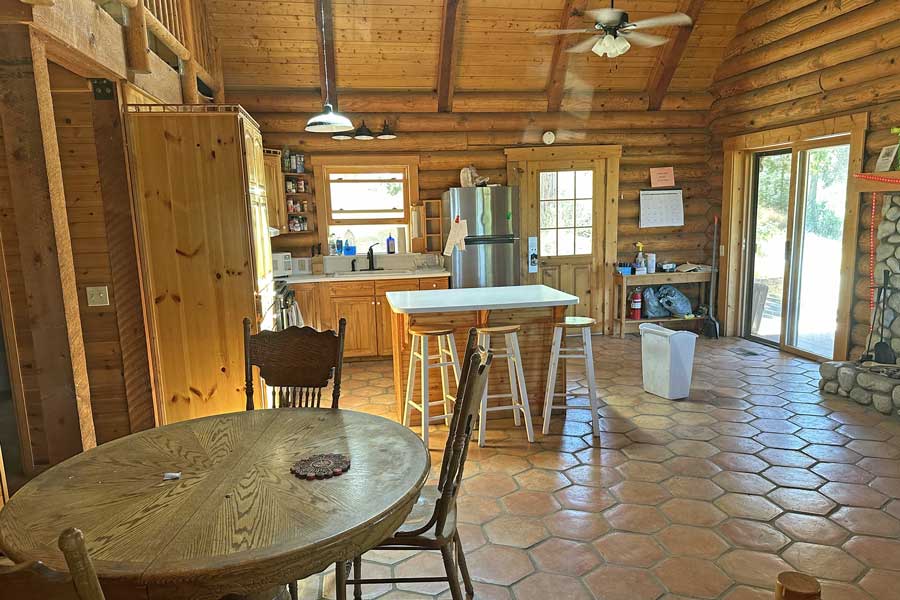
<box><xmin>243</xmin><ymin>317</ymin><xmax>347</xmax><ymax>410</ymax></box>
<box><xmin>434</xmin><ymin>333</ymin><xmax>493</xmax><ymax>537</ymax></box>
<box><xmin>0</xmin><ymin>528</ymin><xmax>105</xmax><ymax>600</ymax></box>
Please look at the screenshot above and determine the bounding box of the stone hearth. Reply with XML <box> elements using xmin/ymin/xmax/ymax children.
<box><xmin>820</xmin><ymin>361</ymin><xmax>900</xmax><ymax>416</ymax></box>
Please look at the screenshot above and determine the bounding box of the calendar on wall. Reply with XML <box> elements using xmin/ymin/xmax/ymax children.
<box><xmin>639</xmin><ymin>189</ymin><xmax>684</xmax><ymax>228</ymax></box>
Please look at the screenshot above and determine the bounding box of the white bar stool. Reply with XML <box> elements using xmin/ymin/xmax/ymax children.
<box><xmin>403</xmin><ymin>324</ymin><xmax>461</xmax><ymax>449</ymax></box>
<box><xmin>475</xmin><ymin>325</ymin><xmax>534</xmax><ymax>447</ymax></box>
<box><xmin>542</xmin><ymin>316</ymin><xmax>601</xmax><ymax>437</ymax></box>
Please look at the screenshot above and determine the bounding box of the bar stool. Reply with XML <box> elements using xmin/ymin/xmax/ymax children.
<box><xmin>475</xmin><ymin>325</ymin><xmax>534</xmax><ymax>447</ymax></box>
<box><xmin>403</xmin><ymin>325</ymin><xmax>461</xmax><ymax>449</ymax></box>
<box><xmin>542</xmin><ymin>316</ymin><xmax>601</xmax><ymax>437</ymax></box>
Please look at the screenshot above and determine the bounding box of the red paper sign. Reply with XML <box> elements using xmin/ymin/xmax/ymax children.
<box><xmin>650</xmin><ymin>167</ymin><xmax>676</xmax><ymax>188</ymax></box>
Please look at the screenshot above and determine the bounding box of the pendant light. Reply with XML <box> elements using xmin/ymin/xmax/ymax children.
<box><xmin>353</xmin><ymin>121</ymin><xmax>375</xmax><ymax>141</ymax></box>
<box><xmin>331</xmin><ymin>131</ymin><xmax>353</xmax><ymax>141</ymax></box>
<box><xmin>376</xmin><ymin>121</ymin><xmax>397</xmax><ymax>140</ymax></box>
<box><xmin>305</xmin><ymin>2</ymin><xmax>352</xmax><ymax>133</ymax></box>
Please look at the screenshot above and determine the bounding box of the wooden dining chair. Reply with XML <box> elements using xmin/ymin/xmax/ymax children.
<box><xmin>0</xmin><ymin>528</ymin><xmax>105</xmax><ymax>599</ymax></box>
<box><xmin>243</xmin><ymin>317</ymin><xmax>347</xmax><ymax>411</ymax></box>
<box><xmin>337</xmin><ymin>328</ymin><xmax>492</xmax><ymax>600</ymax></box>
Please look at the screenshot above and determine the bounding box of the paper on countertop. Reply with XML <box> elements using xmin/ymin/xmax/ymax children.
<box><xmin>163</xmin><ymin>472</ymin><xmax>182</xmax><ymax>481</ymax></box>
<box><xmin>443</xmin><ymin>219</ymin><xmax>468</xmax><ymax>257</ymax></box>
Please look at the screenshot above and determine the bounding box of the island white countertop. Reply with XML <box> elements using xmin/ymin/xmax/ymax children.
<box><xmin>277</xmin><ymin>269</ymin><xmax>450</xmax><ymax>285</ymax></box>
<box><xmin>386</xmin><ymin>284</ymin><xmax>579</xmax><ymax>314</ymax></box>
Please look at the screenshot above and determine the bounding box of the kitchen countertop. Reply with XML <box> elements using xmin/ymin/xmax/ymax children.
<box><xmin>278</xmin><ymin>269</ymin><xmax>450</xmax><ymax>285</ymax></box>
<box><xmin>386</xmin><ymin>284</ymin><xmax>579</xmax><ymax>314</ymax></box>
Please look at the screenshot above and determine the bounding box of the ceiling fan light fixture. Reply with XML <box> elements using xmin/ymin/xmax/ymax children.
<box><xmin>612</xmin><ymin>35</ymin><xmax>631</xmax><ymax>56</ymax></box>
<box><xmin>306</xmin><ymin>104</ymin><xmax>354</xmax><ymax>133</ymax></box>
<box><xmin>354</xmin><ymin>121</ymin><xmax>375</xmax><ymax>141</ymax></box>
<box><xmin>592</xmin><ymin>34</ymin><xmax>615</xmax><ymax>57</ymax></box>
<box><xmin>376</xmin><ymin>121</ymin><xmax>397</xmax><ymax>140</ymax></box>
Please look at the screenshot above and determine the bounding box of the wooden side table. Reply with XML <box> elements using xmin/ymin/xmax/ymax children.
<box><xmin>613</xmin><ymin>271</ymin><xmax>713</xmax><ymax>338</ymax></box>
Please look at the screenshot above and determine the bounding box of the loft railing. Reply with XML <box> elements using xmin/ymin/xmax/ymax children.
<box><xmin>20</xmin><ymin>0</ymin><xmax>223</xmax><ymax>103</ymax></box>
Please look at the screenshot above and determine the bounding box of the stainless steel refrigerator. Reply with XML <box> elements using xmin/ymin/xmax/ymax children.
<box><xmin>442</xmin><ymin>187</ymin><xmax>520</xmax><ymax>288</ymax></box>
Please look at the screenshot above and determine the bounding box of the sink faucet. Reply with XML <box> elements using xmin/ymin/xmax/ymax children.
<box><xmin>350</xmin><ymin>258</ymin><xmax>357</xmax><ymax>272</ymax></box>
<box><xmin>365</xmin><ymin>243</ymin><xmax>383</xmax><ymax>272</ymax></box>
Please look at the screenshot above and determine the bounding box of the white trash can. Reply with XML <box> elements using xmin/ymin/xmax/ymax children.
<box><xmin>639</xmin><ymin>323</ymin><xmax>698</xmax><ymax>400</ymax></box>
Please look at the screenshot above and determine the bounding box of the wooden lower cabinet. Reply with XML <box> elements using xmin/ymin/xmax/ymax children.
<box><xmin>332</xmin><ymin>295</ymin><xmax>378</xmax><ymax>358</ymax></box>
<box><xmin>292</xmin><ymin>276</ymin><xmax>450</xmax><ymax>358</ymax></box>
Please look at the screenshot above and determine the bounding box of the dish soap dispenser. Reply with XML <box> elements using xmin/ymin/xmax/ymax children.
<box><xmin>343</xmin><ymin>229</ymin><xmax>356</xmax><ymax>256</ymax></box>
<box><xmin>386</xmin><ymin>233</ymin><xmax>396</xmax><ymax>254</ymax></box>
<box><xmin>634</xmin><ymin>242</ymin><xmax>648</xmax><ymax>275</ymax></box>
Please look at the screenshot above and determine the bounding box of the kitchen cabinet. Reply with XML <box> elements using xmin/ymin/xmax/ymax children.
<box><xmin>291</xmin><ymin>283</ymin><xmax>321</xmax><ymax>330</ymax></box>
<box><xmin>125</xmin><ymin>104</ymin><xmax>272</xmax><ymax>423</ymax></box>
<box><xmin>263</xmin><ymin>149</ymin><xmax>287</xmax><ymax>233</ymax></box>
<box><xmin>332</xmin><ymin>296</ymin><xmax>378</xmax><ymax>358</ymax></box>
<box><xmin>375</xmin><ymin>280</ymin><xmax>420</xmax><ymax>356</ymax></box>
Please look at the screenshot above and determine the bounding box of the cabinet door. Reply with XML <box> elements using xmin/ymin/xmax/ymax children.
<box><xmin>375</xmin><ymin>280</ymin><xmax>419</xmax><ymax>356</ymax></box>
<box><xmin>243</xmin><ymin>124</ymin><xmax>273</xmax><ymax>299</ymax></box>
<box><xmin>291</xmin><ymin>283</ymin><xmax>320</xmax><ymax>330</ymax></box>
<box><xmin>332</xmin><ymin>296</ymin><xmax>377</xmax><ymax>357</ymax></box>
<box><xmin>263</xmin><ymin>153</ymin><xmax>287</xmax><ymax>232</ymax></box>
<box><xmin>420</xmin><ymin>277</ymin><xmax>450</xmax><ymax>290</ymax></box>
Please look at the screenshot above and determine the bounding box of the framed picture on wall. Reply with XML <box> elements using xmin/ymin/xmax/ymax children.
<box><xmin>875</xmin><ymin>144</ymin><xmax>899</xmax><ymax>172</ymax></box>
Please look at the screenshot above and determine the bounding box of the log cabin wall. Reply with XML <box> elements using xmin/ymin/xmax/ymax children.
<box><xmin>244</xmin><ymin>106</ymin><xmax>717</xmax><ymax>265</ymax></box>
<box><xmin>709</xmin><ymin>0</ymin><xmax>900</xmax><ymax>359</ymax></box>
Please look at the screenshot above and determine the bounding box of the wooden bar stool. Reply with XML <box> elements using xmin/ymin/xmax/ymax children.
<box><xmin>403</xmin><ymin>325</ymin><xmax>461</xmax><ymax>449</ymax></box>
<box><xmin>475</xmin><ymin>325</ymin><xmax>534</xmax><ymax>447</ymax></box>
<box><xmin>542</xmin><ymin>316</ymin><xmax>601</xmax><ymax>437</ymax></box>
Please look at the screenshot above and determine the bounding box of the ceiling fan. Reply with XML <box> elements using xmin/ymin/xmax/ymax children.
<box><xmin>536</xmin><ymin>1</ymin><xmax>693</xmax><ymax>58</ymax></box>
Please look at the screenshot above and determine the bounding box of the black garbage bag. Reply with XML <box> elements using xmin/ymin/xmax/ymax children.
<box><xmin>657</xmin><ymin>285</ymin><xmax>693</xmax><ymax>317</ymax></box>
<box><xmin>643</xmin><ymin>287</ymin><xmax>669</xmax><ymax>318</ymax></box>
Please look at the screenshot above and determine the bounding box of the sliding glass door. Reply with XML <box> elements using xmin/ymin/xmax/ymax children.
<box><xmin>745</xmin><ymin>141</ymin><xmax>851</xmax><ymax>359</ymax></box>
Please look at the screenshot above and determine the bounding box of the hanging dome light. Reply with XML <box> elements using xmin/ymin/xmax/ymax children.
<box><xmin>376</xmin><ymin>121</ymin><xmax>397</xmax><ymax>140</ymax></box>
<box><xmin>354</xmin><ymin>121</ymin><xmax>375</xmax><ymax>141</ymax></box>
<box><xmin>305</xmin><ymin>0</ymin><xmax>352</xmax><ymax>133</ymax></box>
<box><xmin>306</xmin><ymin>104</ymin><xmax>354</xmax><ymax>133</ymax></box>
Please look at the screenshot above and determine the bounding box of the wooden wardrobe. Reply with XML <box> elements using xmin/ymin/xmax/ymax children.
<box><xmin>125</xmin><ymin>105</ymin><xmax>273</xmax><ymax>424</ymax></box>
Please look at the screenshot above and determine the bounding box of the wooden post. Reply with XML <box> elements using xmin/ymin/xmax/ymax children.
<box><xmin>646</xmin><ymin>0</ymin><xmax>704</xmax><ymax>110</ymax></box>
<box><xmin>775</xmin><ymin>572</ymin><xmax>821</xmax><ymax>600</ymax></box>
<box><xmin>125</xmin><ymin>0</ymin><xmax>152</xmax><ymax>73</ymax></box>
<box><xmin>546</xmin><ymin>0</ymin><xmax>588</xmax><ymax>112</ymax></box>
<box><xmin>179</xmin><ymin>0</ymin><xmax>200</xmax><ymax>103</ymax></box>
<box><xmin>436</xmin><ymin>0</ymin><xmax>462</xmax><ymax>112</ymax></box>
<box><xmin>90</xmin><ymin>80</ymin><xmax>157</xmax><ymax>433</ymax></box>
<box><xmin>0</xmin><ymin>25</ymin><xmax>96</xmax><ymax>462</ymax></box>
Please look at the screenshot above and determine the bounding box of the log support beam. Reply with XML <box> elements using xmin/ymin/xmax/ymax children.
<box><xmin>546</xmin><ymin>0</ymin><xmax>587</xmax><ymax>112</ymax></box>
<box><xmin>314</xmin><ymin>0</ymin><xmax>337</xmax><ymax>108</ymax></box>
<box><xmin>0</xmin><ymin>24</ymin><xmax>96</xmax><ymax>463</ymax></box>
<box><xmin>646</xmin><ymin>0</ymin><xmax>704</xmax><ymax>111</ymax></box>
<box><xmin>436</xmin><ymin>0</ymin><xmax>462</xmax><ymax>112</ymax></box>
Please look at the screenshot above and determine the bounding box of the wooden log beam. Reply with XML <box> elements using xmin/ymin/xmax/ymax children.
<box><xmin>736</xmin><ymin>0</ymin><xmax>819</xmax><ymax>35</ymax></box>
<box><xmin>646</xmin><ymin>0</ymin><xmax>704</xmax><ymax>111</ymax></box>
<box><xmin>0</xmin><ymin>25</ymin><xmax>96</xmax><ymax>462</ymax></box>
<box><xmin>436</xmin><ymin>0</ymin><xmax>461</xmax><ymax>112</ymax></box>
<box><xmin>546</xmin><ymin>0</ymin><xmax>588</xmax><ymax>112</ymax></box>
<box><xmin>255</xmin><ymin>111</ymin><xmax>707</xmax><ymax>134</ymax></box>
<box><xmin>90</xmin><ymin>82</ymin><xmax>156</xmax><ymax>434</ymax></box>
<box><xmin>313</xmin><ymin>0</ymin><xmax>337</xmax><ymax>108</ymax></box>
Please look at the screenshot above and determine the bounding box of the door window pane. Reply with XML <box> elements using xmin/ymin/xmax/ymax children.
<box><xmin>538</xmin><ymin>169</ymin><xmax>592</xmax><ymax>256</ymax></box>
<box><xmin>748</xmin><ymin>151</ymin><xmax>791</xmax><ymax>345</ymax></box>
<box><xmin>792</xmin><ymin>144</ymin><xmax>850</xmax><ymax>358</ymax></box>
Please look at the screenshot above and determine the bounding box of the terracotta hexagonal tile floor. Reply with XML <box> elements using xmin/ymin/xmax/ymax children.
<box><xmin>288</xmin><ymin>337</ymin><xmax>900</xmax><ymax>599</ymax></box>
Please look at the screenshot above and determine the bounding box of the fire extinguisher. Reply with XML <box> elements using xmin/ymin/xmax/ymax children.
<box><xmin>630</xmin><ymin>288</ymin><xmax>643</xmax><ymax>320</ymax></box>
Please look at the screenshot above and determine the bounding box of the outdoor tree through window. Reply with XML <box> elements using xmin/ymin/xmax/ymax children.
<box><xmin>539</xmin><ymin>170</ymin><xmax>593</xmax><ymax>256</ymax></box>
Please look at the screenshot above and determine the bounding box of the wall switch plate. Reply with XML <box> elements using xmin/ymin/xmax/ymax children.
<box><xmin>527</xmin><ymin>236</ymin><xmax>538</xmax><ymax>274</ymax></box>
<box><xmin>86</xmin><ymin>286</ymin><xmax>110</xmax><ymax>307</ymax></box>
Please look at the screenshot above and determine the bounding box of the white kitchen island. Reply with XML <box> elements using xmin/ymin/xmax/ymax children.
<box><xmin>386</xmin><ymin>285</ymin><xmax>579</xmax><ymax>426</ymax></box>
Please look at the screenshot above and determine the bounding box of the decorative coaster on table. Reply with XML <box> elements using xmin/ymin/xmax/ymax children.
<box><xmin>291</xmin><ymin>453</ymin><xmax>351</xmax><ymax>480</ymax></box>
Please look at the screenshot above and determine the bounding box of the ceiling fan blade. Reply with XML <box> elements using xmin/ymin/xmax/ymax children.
<box><xmin>627</xmin><ymin>12</ymin><xmax>693</xmax><ymax>30</ymax></box>
<box><xmin>585</xmin><ymin>8</ymin><xmax>625</xmax><ymax>25</ymax></box>
<box><xmin>620</xmin><ymin>31</ymin><xmax>670</xmax><ymax>47</ymax></box>
<box><xmin>566</xmin><ymin>35</ymin><xmax>602</xmax><ymax>53</ymax></box>
<box><xmin>535</xmin><ymin>28</ymin><xmax>594</xmax><ymax>36</ymax></box>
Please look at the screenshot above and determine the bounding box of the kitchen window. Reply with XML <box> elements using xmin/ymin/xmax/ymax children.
<box><xmin>539</xmin><ymin>169</ymin><xmax>593</xmax><ymax>256</ymax></box>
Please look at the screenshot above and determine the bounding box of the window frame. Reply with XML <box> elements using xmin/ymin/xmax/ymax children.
<box><xmin>312</xmin><ymin>155</ymin><xmax>419</xmax><ymax>228</ymax></box>
<box><xmin>537</xmin><ymin>167</ymin><xmax>595</xmax><ymax>258</ymax></box>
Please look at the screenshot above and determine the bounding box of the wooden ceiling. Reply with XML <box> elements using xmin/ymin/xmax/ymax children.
<box><xmin>210</xmin><ymin>0</ymin><xmax>749</xmax><ymax>109</ymax></box>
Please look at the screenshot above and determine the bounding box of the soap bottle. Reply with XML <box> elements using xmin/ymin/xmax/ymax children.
<box><xmin>634</xmin><ymin>242</ymin><xmax>648</xmax><ymax>275</ymax></box>
<box><xmin>386</xmin><ymin>234</ymin><xmax>396</xmax><ymax>254</ymax></box>
<box><xmin>328</xmin><ymin>233</ymin><xmax>337</xmax><ymax>255</ymax></box>
<box><xmin>344</xmin><ymin>229</ymin><xmax>356</xmax><ymax>256</ymax></box>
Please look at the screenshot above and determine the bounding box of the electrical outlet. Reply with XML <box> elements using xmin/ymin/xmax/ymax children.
<box><xmin>86</xmin><ymin>286</ymin><xmax>110</xmax><ymax>307</ymax></box>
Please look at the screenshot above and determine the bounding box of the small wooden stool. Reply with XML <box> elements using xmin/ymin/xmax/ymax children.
<box><xmin>475</xmin><ymin>325</ymin><xmax>534</xmax><ymax>447</ymax></box>
<box><xmin>775</xmin><ymin>572</ymin><xmax>820</xmax><ymax>600</ymax></box>
<box><xmin>542</xmin><ymin>316</ymin><xmax>601</xmax><ymax>437</ymax></box>
<box><xmin>403</xmin><ymin>325</ymin><xmax>461</xmax><ymax>449</ymax></box>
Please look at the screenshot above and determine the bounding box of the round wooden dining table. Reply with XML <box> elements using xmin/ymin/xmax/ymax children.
<box><xmin>0</xmin><ymin>408</ymin><xmax>430</xmax><ymax>600</ymax></box>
